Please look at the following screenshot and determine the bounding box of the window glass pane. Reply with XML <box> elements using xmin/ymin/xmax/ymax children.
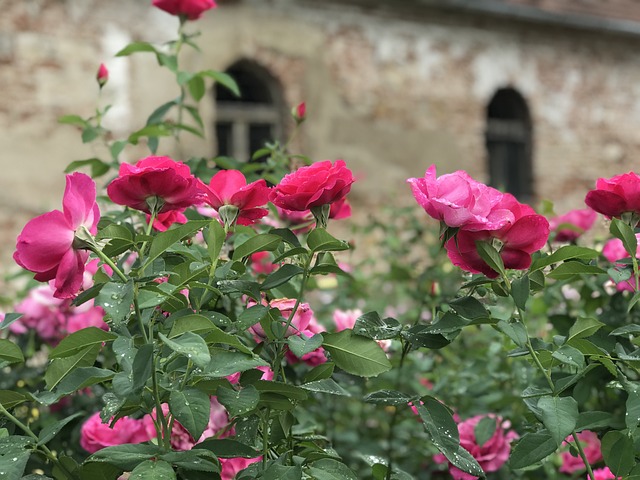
<box><xmin>249</xmin><ymin>123</ymin><xmax>274</xmax><ymax>155</ymax></box>
<box><xmin>216</xmin><ymin>122</ymin><xmax>233</xmax><ymax>157</ymax></box>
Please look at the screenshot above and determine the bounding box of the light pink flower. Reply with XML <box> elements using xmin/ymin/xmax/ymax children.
<box><xmin>408</xmin><ymin>165</ymin><xmax>514</xmax><ymax>232</ymax></box>
<box><xmin>585</xmin><ymin>171</ymin><xmax>640</xmax><ymax>221</ymax></box>
<box><xmin>80</xmin><ymin>412</ymin><xmax>153</xmax><ymax>453</ymax></box>
<box><xmin>332</xmin><ymin>309</ymin><xmax>363</xmax><ymax>331</ymax></box>
<box><xmin>434</xmin><ymin>415</ymin><xmax>518</xmax><ymax>480</ymax></box>
<box><xmin>166</xmin><ymin>397</ymin><xmax>230</xmax><ymax>451</ymax></box>
<box><xmin>107</xmin><ymin>156</ymin><xmax>202</xmax><ymax>214</ymax></box>
<box><xmin>226</xmin><ymin>365</ymin><xmax>274</xmax><ymax>384</ymax></box>
<box><xmin>602</xmin><ymin>234</ymin><xmax>640</xmax><ymax>291</ymax></box>
<box><xmin>549</xmin><ymin>208</ymin><xmax>597</xmax><ymax>243</ymax></box>
<box><xmin>152</xmin><ymin>0</ymin><xmax>216</xmax><ymax>20</ymax></box>
<box><xmin>14</xmin><ymin>173</ymin><xmax>100</xmax><ymax>299</ymax></box>
<box><xmin>96</xmin><ymin>63</ymin><xmax>108</xmax><ymax>88</ymax></box>
<box><xmin>445</xmin><ymin>194</ymin><xmax>549</xmax><ymax>278</ymax></box>
<box><xmin>560</xmin><ymin>430</ymin><xmax>602</xmax><ymax>474</ymax></box>
<box><xmin>285</xmin><ymin>315</ymin><xmax>327</xmax><ymax>366</ymax></box>
<box><xmin>591</xmin><ymin>467</ymin><xmax>621</xmax><ymax>480</ymax></box>
<box><xmin>270</xmin><ymin>160</ymin><xmax>354</xmax><ymax>212</ymax></box>
<box><xmin>220</xmin><ymin>457</ymin><xmax>261</xmax><ymax>480</ymax></box>
<box><xmin>200</xmin><ymin>170</ymin><xmax>270</xmax><ymax>227</ymax></box>
<box><xmin>249</xmin><ymin>298</ymin><xmax>314</xmax><ymax>340</ymax></box>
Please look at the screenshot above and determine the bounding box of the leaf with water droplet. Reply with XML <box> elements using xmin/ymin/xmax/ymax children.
<box><xmin>169</xmin><ymin>388</ymin><xmax>211</xmax><ymax>441</ymax></box>
<box><xmin>159</xmin><ymin>332</ymin><xmax>211</xmax><ymax>368</ymax></box>
<box><xmin>96</xmin><ymin>280</ymin><xmax>134</xmax><ymax>325</ymax></box>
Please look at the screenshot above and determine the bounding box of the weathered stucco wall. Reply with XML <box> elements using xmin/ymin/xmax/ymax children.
<box><xmin>1</xmin><ymin>0</ymin><xmax>640</xmax><ymax>270</ymax></box>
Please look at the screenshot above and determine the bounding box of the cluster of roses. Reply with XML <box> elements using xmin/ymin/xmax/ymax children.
<box><xmin>14</xmin><ymin>156</ymin><xmax>354</xmax><ymax>300</ymax></box>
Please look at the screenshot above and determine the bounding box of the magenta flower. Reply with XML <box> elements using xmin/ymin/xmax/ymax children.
<box><xmin>80</xmin><ymin>412</ymin><xmax>153</xmax><ymax>453</ymax></box>
<box><xmin>560</xmin><ymin>430</ymin><xmax>602</xmax><ymax>474</ymax></box>
<box><xmin>96</xmin><ymin>63</ymin><xmax>108</xmax><ymax>88</ymax></box>
<box><xmin>585</xmin><ymin>171</ymin><xmax>640</xmax><ymax>221</ymax></box>
<box><xmin>408</xmin><ymin>165</ymin><xmax>514</xmax><ymax>232</ymax></box>
<box><xmin>147</xmin><ymin>209</ymin><xmax>188</xmax><ymax>232</ymax></box>
<box><xmin>445</xmin><ymin>194</ymin><xmax>550</xmax><ymax>278</ymax></box>
<box><xmin>107</xmin><ymin>156</ymin><xmax>203</xmax><ymax>214</ymax></box>
<box><xmin>270</xmin><ymin>160</ymin><xmax>354</xmax><ymax>212</ymax></box>
<box><xmin>592</xmin><ymin>467</ymin><xmax>621</xmax><ymax>479</ymax></box>
<box><xmin>200</xmin><ymin>169</ymin><xmax>270</xmax><ymax>227</ymax></box>
<box><xmin>14</xmin><ymin>173</ymin><xmax>100</xmax><ymax>299</ymax></box>
<box><xmin>292</xmin><ymin>102</ymin><xmax>306</xmax><ymax>124</ymax></box>
<box><xmin>152</xmin><ymin>0</ymin><xmax>217</xmax><ymax>20</ymax></box>
<box><xmin>434</xmin><ymin>415</ymin><xmax>518</xmax><ymax>480</ymax></box>
<box><xmin>549</xmin><ymin>208</ymin><xmax>597</xmax><ymax>243</ymax></box>
<box><xmin>602</xmin><ymin>234</ymin><xmax>640</xmax><ymax>291</ymax></box>
<box><xmin>249</xmin><ymin>298</ymin><xmax>314</xmax><ymax>340</ymax></box>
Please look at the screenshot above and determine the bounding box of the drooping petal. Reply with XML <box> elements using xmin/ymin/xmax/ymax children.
<box><xmin>502</xmin><ymin>215</ymin><xmax>550</xmax><ymax>252</ymax></box>
<box><xmin>585</xmin><ymin>189</ymin><xmax>627</xmax><ymax>218</ymax></box>
<box><xmin>62</xmin><ymin>173</ymin><xmax>98</xmax><ymax>230</ymax></box>
<box><xmin>52</xmin><ymin>248</ymin><xmax>88</xmax><ymax>299</ymax></box>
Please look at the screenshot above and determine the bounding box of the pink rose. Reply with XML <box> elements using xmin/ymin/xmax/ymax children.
<box><xmin>329</xmin><ymin>197</ymin><xmax>352</xmax><ymax>220</ymax></box>
<box><xmin>549</xmin><ymin>208</ymin><xmax>597</xmax><ymax>243</ymax></box>
<box><xmin>227</xmin><ymin>365</ymin><xmax>274</xmax><ymax>384</ymax></box>
<box><xmin>408</xmin><ymin>165</ymin><xmax>514</xmax><ymax>232</ymax></box>
<box><xmin>292</xmin><ymin>102</ymin><xmax>306</xmax><ymax>124</ymax></box>
<box><xmin>249</xmin><ymin>251</ymin><xmax>276</xmax><ymax>276</ymax></box>
<box><xmin>220</xmin><ymin>457</ymin><xmax>261</xmax><ymax>480</ymax></box>
<box><xmin>270</xmin><ymin>160</ymin><xmax>354</xmax><ymax>212</ymax></box>
<box><xmin>200</xmin><ymin>170</ymin><xmax>271</xmax><ymax>227</ymax></box>
<box><xmin>285</xmin><ymin>315</ymin><xmax>327</xmax><ymax>366</ymax></box>
<box><xmin>434</xmin><ymin>415</ymin><xmax>518</xmax><ymax>480</ymax></box>
<box><xmin>602</xmin><ymin>234</ymin><xmax>640</xmax><ymax>291</ymax></box>
<box><xmin>80</xmin><ymin>412</ymin><xmax>153</xmax><ymax>453</ymax></box>
<box><xmin>332</xmin><ymin>308</ymin><xmax>363</xmax><ymax>331</ymax></box>
<box><xmin>107</xmin><ymin>156</ymin><xmax>203</xmax><ymax>214</ymax></box>
<box><xmin>249</xmin><ymin>298</ymin><xmax>314</xmax><ymax>340</ymax></box>
<box><xmin>445</xmin><ymin>194</ymin><xmax>550</xmax><ymax>278</ymax></box>
<box><xmin>147</xmin><ymin>209</ymin><xmax>188</xmax><ymax>232</ymax></box>
<box><xmin>96</xmin><ymin>63</ymin><xmax>108</xmax><ymax>88</ymax></box>
<box><xmin>14</xmin><ymin>173</ymin><xmax>100</xmax><ymax>299</ymax></box>
<box><xmin>560</xmin><ymin>430</ymin><xmax>603</xmax><ymax>474</ymax></box>
<box><xmin>11</xmin><ymin>285</ymin><xmax>66</xmax><ymax>341</ymax></box>
<box><xmin>152</xmin><ymin>0</ymin><xmax>216</xmax><ymax>20</ymax></box>
<box><xmin>166</xmin><ymin>397</ymin><xmax>231</xmax><ymax>450</ymax></box>
<box><xmin>585</xmin><ymin>171</ymin><xmax>640</xmax><ymax>222</ymax></box>
<box><xmin>592</xmin><ymin>467</ymin><xmax>621</xmax><ymax>480</ymax></box>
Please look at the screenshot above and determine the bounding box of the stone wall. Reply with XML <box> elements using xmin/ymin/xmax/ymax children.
<box><xmin>1</xmin><ymin>0</ymin><xmax>640</xmax><ymax>270</ymax></box>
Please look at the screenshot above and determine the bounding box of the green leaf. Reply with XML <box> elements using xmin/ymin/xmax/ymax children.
<box><xmin>55</xmin><ymin>367</ymin><xmax>114</xmax><ymax>395</ymax></box>
<box><xmin>287</xmin><ymin>333</ymin><xmax>323</xmax><ymax>357</ymax></box>
<box><xmin>216</xmin><ymin>385</ymin><xmax>259</xmax><ymax>417</ymax></box>
<box><xmin>304</xmin><ymin>362</ymin><xmax>335</xmax><ymax>383</ymax></box>
<box><xmin>128</xmin><ymin>123</ymin><xmax>172</xmax><ymax>145</ymax></box>
<box><xmin>58</xmin><ymin>114</ymin><xmax>88</xmax><ymax>127</ymax></box>
<box><xmin>551</xmin><ymin>345</ymin><xmax>585</xmax><ymax>369</ymax></box>
<box><xmin>49</xmin><ymin>327</ymin><xmax>117</xmax><ymax>359</ymax></box>
<box><xmin>307</xmin><ymin>228</ymin><xmax>349</xmax><ymax>253</ymax></box>
<box><xmin>115</xmin><ymin>41</ymin><xmax>157</xmax><ymax>56</ymax></box>
<box><xmin>300</xmin><ymin>379</ymin><xmax>351</xmax><ymax>396</ymax></box>
<box><xmin>0</xmin><ymin>436</ymin><xmax>32</xmax><ymax>479</ymax></box>
<box><xmin>262</xmin><ymin>464</ymin><xmax>303</xmax><ymax>480</ymax></box>
<box><xmin>131</xmin><ymin>344</ymin><xmax>154</xmax><ymax>394</ymax></box>
<box><xmin>38</xmin><ymin>412</ymin><xmax>83</xmax><ymax>446</ymax></box>
<box><xmin>159</xmin><ymin>332</ymin><xmax>211</xmax><ymax>368</ymax></box>
<box><xmin>601</xmin><ymin>430</ymin><xmax>635</xmax><ymax>476</ymax></box>
<box><xmin>509</xmin><ymin>430</ymin><xmax>557</xmax><ymax>469</ymax></box>
<box><xmin>88</xmin><ymin>444</ymin><xmax>163</xmax><ymax>470</ymax></box>
<box><xmin>188</xmin><ymin>75</ymin><xmax>206</xmax><ymax>101</ymax></box>
<box><xmin>0</xmin><ymin>313</ymin><xmax>23</xmax><ymax>330</ymax></box>
<box><xmin>307</xmin><ymin>458</ymin><xmax>358</xmax><ymax>480</ymax></box>
<box><xmin>511</xmin><ymin>275</ymin><xmax>530</xmax><ymax>310</ymax></box>
<box><xmin>144</xmin><ymin>220</ymin><xmax>209</xmax><ymax>270</ymax></box>
<box><xmin>169</xmin><ymin>388</ymin><xmax>211</xmax><ymax>441</ymax></box>
<box><xmin>626</xmin><ymin>388</ymin><xmax>640</xmax><ymax>436</ymax></box>
<box><xmin>197</xmin><ymin>438</ymin><xmax>260</xmax><ymax>458</ymax></box>
<box><xmin>575</xmin><ymin>411</ymin><xmax>614</xmax><ymax>431</ymax></box>
<box><xmin>611</xmin><ymin>218</ymin><xmax>638</xmax><ymax>259</ymax></box>
<box><xmin>232</xmin><ymin>234</ymin><xmax>282</xmax><ymax>261</ymax></box>
<box><xmin>363</xmin><ymin>390</ymin><xmax>412</xmax><ymax>406</ymax></box>
<box><xmin>547</xmin><ymin>262</ymin><xmax>606</xmax><ymax>280</ymax></box>
<box><xmin>0</xmin><ymin>339</ymin><xmax>24</xmax><ymax>365</ymax></box>
<box><xmin>199</xmin><ymin>69</ymin><xmax>240</xmax><ymax>97</ymax></box>
<box><xmin>568</xmin><ymin>317</ymin><xmax>604</xmax><ymax>342</ymax></box>
<box><xmin>474</xmin><ymin>416</ymin><xmax>497</xmax><ymax>448</ymax></box>
<box><xmin>475</xmin><ymin>240</ymin><xmax>506</xmax><ymax>277</ymax></box>
<box><xmin>0</xmin><ymin>390</ymin><xmax>27</xmax><ymax>409</ymax></box>
<box><xmin>146</xmin><ymin>100</ymin><xmax>178</xmax><ymax>125</ymax></box>
<box><xmin>95</xmin><ymin>281</ymin><xmax>134</xmax><ymax>325</ymax></box>
<box><xmin>353</xmin><ymin>312</ymin><xmax>402</xmax><ymax>340</ymax></box>
<box><xmin>530</xmin><ymin>245</ymin><xmax>600</xmax><ymax>271</ymax></box>
<box><xmin>322</xmin><ymin>330</ymin><xmax>391</xmax><ymax>377</ymax></box>
<box><xmin>64</xmin><ymin>158</ymin><xmax>110</xmax><ymax>177</ymax></box>
<box><xmin>45</xmin><ymin>344</ymin><xmax>100</xmax><ymax>390</ymax></box>
<box><xmin>200</xmin><ymin>349</ymin><xmax>268</xmax><ymax>378</ymax></box>
<box><xmin>449</xmin><ymin>296</ymin><xmax>489</xmax><ymax>321</ymax></box>
<box><xmin>537</xmin><ymin>396</ymin><xmax>579</xmax><ymax>446</ymax></box>
<box><xmin>206</xmin><ymin>219</ymin><xmax>225</xmax><ymax>263</ymax></box>
<box><xmin>130</xmin><ymin>459</ymin><xmax>176</xmax><ymax>479</ymax></box>
<box><xmin>261</xmin><ymin>264</ymin><xmax>304</xmax><ymax>290</ymax></box>
<box><xmin>496</xmin><ymin>321</ymin><xmax>528</xmax><ymax>347</ymax></box>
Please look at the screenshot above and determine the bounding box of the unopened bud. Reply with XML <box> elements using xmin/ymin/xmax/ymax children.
<box><xmin>96</xmin><ymin>63</ymin><xmax>109</xmax><ymax>89</ymax></box>
<box><xmin>292</xmin><ymin>102</ymin><xmax>306</xmax><ymax>124</ymax></box>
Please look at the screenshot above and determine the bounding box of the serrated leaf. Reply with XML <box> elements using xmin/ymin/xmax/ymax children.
<box><xmin>216</xmin><ymin>385</ymin><xmax>259</xmax><ymax>417</ymax></box>
<box><xmin>496</xmin><ymin>320</ymin><xmax>528</xmax><ymax>347</ymax></box>
<box><xmin>307</xmin><ymin>459</ymin><xmax>358</xmax><ymax>480</ymax></box>
<box><xmin>200</xmin><ymin>349</ymin><xmax>268</xmax><ymax>378</ymax></box>
<box><xmin>169</xmin><ymin>388</ymin><xmax>211</xmax><ymax>441</ymax></box>
<box><xmin>511</xmin><ymin>275</ymin><xmax>530</xmax><ymax>310</ymax></box>
<box><xmin>0</xmin><ymin>390</ymin><xmax>27</xmax><ymax>409</ymax></box>
<box><xmin>530</xmin><ymin>245</ymin><xmax>600</xmax><ymax>271</ymax></box>
<box><xmin>232</xmin><ymin>234</ymin><xmax>282</xmax><ymax>261</ymax></box>
<box><xmin>159</xmin><ymin>332</ymin><xmax>211</xmax><ymax>368</ymax></box>
<box><xmin>45</xmin><ymin>344</ymin><xmax>100</xmax><ymax>390</ymax></box>
<box><xmin>601</xmin><ymin>430</ymin><xmax>634</xmax><ymax>476</ymax></box>
<box><xmin>0</xmin><ymin>339</ymin><xmax>24</xmax><ymax>365</ymax></box>
<box><xmin>547</xmin><ymin>262</ymin><xmax>606</xmax><ymax>280</ymax></box>
<box><xmin>475</xmin><ymin>240</ymin><xmax>506</xmax><ymax>277</ymax></box>
<box><xmin>95</xmin><ymin>281</ymin><xmax>134</xmax><ymax>325</ymax></box>
<box><xmin>300</xmin><ymin>379</ymin><xmax>351</xmax><ymax>396</ymax></box>
<box><xmin>287</xmin><ymin>333</ymin><xmax>323</xmax><ymax>357</ymax></box>
<box><xmin>568</xmin><ymin>317</ymin><xmax>604</xmax><ymax>342</ymax></box>
<box><xmin>143</xmin><ymin>220</ymin><xmax>209</xmax><ymax>270</ymax></box>
<box><xmin>353</xmin><ymin>312</ymin><xmax>402</xmax><ymax>340</ymax></box>
<box><xmin>322</xmin><ymin>330</ymin><xmax>391</xmax><ymax>378</ymax></box>
<box><xmin>552</xmin><ymin>345</ymin><xmax>585</xmax><ymax>369</ymax></box>
<box><xmin>0</xmin><ymin>313</ymin><xmax>23</xmax><ymax>330</ymax></box>
<box><xmin>537</xmin><ymin>395</ymin><xmax>579</xmax><ymax>446</ymax></box>
<box><xmin>307</xmin><ymin>228</ymin><xmax>349</xmax><ymax>253</ymax></box>
<box><xmin>49</xmin><ymin>327</ymin><xmax>117</xmax><ymax>359</ymax></box>
<box><xmin>611</xmin><ymin>218</ymin><xmax>638</xmax><ymax>259</ymax></box>
<box><xmin>509</xmin><ymin>431</ymin><xmax>557</xmax><ymax>469</ymax></box>
<box><xmin>363</xmin><ymin>390</ymin><xmax>412</xmax><ymax>406</ymax></box>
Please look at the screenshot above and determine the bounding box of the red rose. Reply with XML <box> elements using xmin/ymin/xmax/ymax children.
<box><xmin>585</xmin><ymin>171</ymin><xmax>640</xmax><ymax>221</ymax></box>
<box><xmin>96</xmin><ymin>63</ymin><xmax>108</xmax><ymax>88</ymax></box>
<box><xmin>152</xmin><ymin>0</ymin><xmax>216</xmax><ymax>20</ymax></box>
<box><xmin>270</xmin><ymin>160</ymin><xmax>354</xmax><ymax>212</ymax></box>
<box><xmin>107</xmin><ymin>156</ymin><xmax>203</xmax><ymax>214</ymax></box>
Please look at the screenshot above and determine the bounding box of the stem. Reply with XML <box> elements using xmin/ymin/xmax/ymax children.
<box><xmin>151</xmin><ymin>351</ymin><xmax>172</xmax><ymax>452</ymax></box>
<box><xmin>89</xmin><ymin>245</ymin><xmax>128</xmax><ymax>283</ymax></box>
<box><xmin>262</xmin><ymin>408</ymin><xmax>271</xmax><ymax>468</ymax></box>
<box><xmin>0</xmin><ymin>404</ymin><xmax>76</xmax><ymax>479</ymax></box>
<box><xmin>571</xmin><ymin>431</ymin><xmax>596</xmax><ymax>480</ymax></box>
<box><xmin>385</xmin><ymin>343</ymin><xmax>409</xmax><ymax>480</ymax></box>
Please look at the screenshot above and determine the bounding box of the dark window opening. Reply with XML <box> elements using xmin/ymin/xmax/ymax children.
<box><xmin>485</xmin><ymin>88</ymin><xmax>533</xmax><ymax>202</ymax></box>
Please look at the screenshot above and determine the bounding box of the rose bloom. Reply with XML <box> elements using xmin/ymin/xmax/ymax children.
<box><xmin>249</xmin><ymin>298</ymin><xmax>314</xmax><ymax>340</ymax></box>
<box><xmin>107</xmin><ymin>156</ymin><xmax>202</xmax><ymax>214</ymax></box>
<box><xmin>226</xmin><ymin>365</ymin><xmax>274</xmax><ymax>385</ymax></box>
<box><xmin>549</xmin><ymin>208</ymin><xmax>597</xmax><ymax>243</ymax></box>
<box><xmin>408</xmin><ymin>165</ymin><xmax>514</xmax><ymax>232</ymax></box>
<box><xmin>434</xmin><ymin>415</ymin><xmax>518</xmax><ymax>480</ymax></box>
<box><xmin>591</xmin><ymin>467</ymin><xmax>621</xmax><ymax>480</ymax></box>
<box><xmin>560</xmin><ymin>430</ymin><xmax>603</xmax><ymax>474</ymax></box>
<box><xmin>585</xmin><ymin>171</ymin><xmax>640</xmax><ymax>221</ymax></box>
<box><xmin>200</xmin><ymin>169</ymin><xmax>270</xmax><ymax>226</ymax></box>
<box><xmin>96</xmin><ymin>63</ymin><xmax>108</xmax><ymax>88</ymax></box>
<box><xmin>152</xmin><ymin>0</ymin><xmax>216</xmax><ymax>20</ymax></box>
<box><xmin>445</xmin><ymin>193</ymin><xmax>549</xmax><ymax>278</ymax></box>
<box><xmin>14</xmin><ymin>173</ymin><xmax>100</xmax><ymax>299</ymax></box>
<box><xmin>270</xmin><ymin>160</ymin><xmax>354</xmax><ymax>212</ymax></box>
<box><xmin>249</xmin><ymin>251</ymin><xmax>276</xmax><ymax>276</ymax></box>
<box><xmin>147</xmin><ymin>209</ymin><xmax>188</xmax><ymax>231</ymax></box>
<box><xmin>220</xmin><ymin>457</ymin><xmax>261</xmax><ymax>480</ymax></box>
<box><xmin>602</xmin><ymin>234</ymin><xmax>640</xmax><ymax>291</ymax></box>
<box><xmin>80</xmin><ymin>412</ymin><xmax>153</xmax><ymax>453</ymax></box>
<box><xmin>285</xmin><ymin>315</ymin><xmax>327</xmax><ymax>366</ymax></box>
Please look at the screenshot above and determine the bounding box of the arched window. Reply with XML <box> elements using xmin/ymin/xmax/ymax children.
<box><xmin>485</xmin><ymin>88</ymin><xmax>533</xmax><ymax>201</ymax></box>
<box><xmin>214</xmin><ymin>60</ymin><xmax>285</xmax><ymax>161</ymax></box>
